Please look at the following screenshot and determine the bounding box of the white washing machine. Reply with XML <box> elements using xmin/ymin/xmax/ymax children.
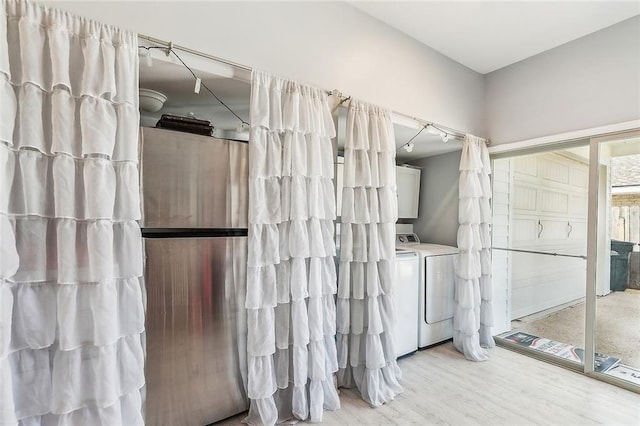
<box><xmin>394</xmin><ymin>250</ymin><xmax>420</xmax><ymax>357</ymax></box>
<box><xmin>396</xmin><ymin>233</ymin><xmax>458</xmax><ymax>348</ymax></box>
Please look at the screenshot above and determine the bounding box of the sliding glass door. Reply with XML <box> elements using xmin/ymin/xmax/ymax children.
<box><xmin>492</xmin><ymin>145</ymin><xmax>590</xmax><ymax>368</ymax></box>
<box><xmin>492</xmin><ymin>130</ymin><xmax>640</xmax><ymax>392</ymax></box>
<box><xmin>586</xmin><ymin>132</ymin><xmax>640</xmax><ymax>390</ymax></box>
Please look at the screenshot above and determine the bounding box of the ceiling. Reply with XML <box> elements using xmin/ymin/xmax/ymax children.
<box><xmin>138</xmin><ymin>1</ymin><xmax>640</xmax><ymax>160</ymax></box>
<box><xmin>351</xmin><ymin>1</ymin><xmax>640</xmax><ymax>74</ymax></box>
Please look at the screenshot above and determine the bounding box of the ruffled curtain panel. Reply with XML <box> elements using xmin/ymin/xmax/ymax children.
<box><xmin>0</xmin><ymin>1</ymin><xmax>144</xmax><ymax>425</ymax></box>
<box><xmin>244</xmin><ymin>71</ymin><xmax>340</xmax><ymax>425</ymax></box>
<box><xmin>454</xmin><ymin>134</ymin><xmax>494</xmax><ymax>362</ymax></box>
<box><xmin>336</xmin><ymin>100</ymin><xmax>403</xmax><ymax>406</ymax></box>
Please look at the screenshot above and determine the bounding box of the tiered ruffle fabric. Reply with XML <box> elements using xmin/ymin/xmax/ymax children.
<box><xmin>244</xmin><ymin>71</ymin><xmax>340</xmax><ymax>425</ymax></box>
<box><xmin>454</xmin><ymin>134</ymin><xmax>494</xmax><ymax>362</ymax></box>
<box><xmin>336</xmin><ymin>100</ymin><xmax>403</xmax><ymax>407</ymax></box>
<box><xmin>0</xmin><ymin>2</ymin><xmax>144</xmax><ymax>425</ymax></box>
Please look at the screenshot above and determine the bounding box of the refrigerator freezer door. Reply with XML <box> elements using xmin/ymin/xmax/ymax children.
<box><xmin>144</xmin><ymin>236</ymin><xmax>249</xmax><ymax>425</ymax></box>
<box><xmin>141</xmin><ymin>127</ymin><xmax>248</xmax><ymax>229</ymax></box>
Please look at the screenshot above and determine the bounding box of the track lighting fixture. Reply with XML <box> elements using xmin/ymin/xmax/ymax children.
<box><xmin>426</xmin><ymin>125</ymin><xmax>440</xmax><ymax>136</ymax></box>
<box><xmin>396</xmin><ymin>122</ymin><xmax>467</xmax><ymax>153</ymax></box>
<box><xmin>138</xmin><ymin>44</ymin><xmax>249</xmax><ymax>129</ymax></box>
<box><xmin>426</xmin><ymin>123</ymin><xmax>453</xmax><ymax>142</ymax></box>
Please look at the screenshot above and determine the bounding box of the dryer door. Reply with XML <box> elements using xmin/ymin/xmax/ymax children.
<box><xmin>424</xmin><ymin>254</ymin><xmax>456</xmax><ymax>324</ymax></box>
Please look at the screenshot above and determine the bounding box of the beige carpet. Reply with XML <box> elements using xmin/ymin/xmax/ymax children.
<box><xmin>511</xmin><ymin>289</ymin><xmax>640</xmax><ymax>368</ymax></box>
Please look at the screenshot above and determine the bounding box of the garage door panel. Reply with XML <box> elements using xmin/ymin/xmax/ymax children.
<box><xmin>512</xmin><ymin>219</ymin><xmax>537</xmax><ymax>242</ymax></box>
<box><xmin>511</xmin><ymin>253</ymin><xmax>586</xmax><ymax>318</ymax></box>
<box><xmin>513</xmin><ymin>185</ymin><xmax>537</xmax><ymax>211</ymax></box>
<box><xmin>541</xmin><ymin>158</ymin><xmax>569</xmax><ymax>184</ymax></box>
<box><xmin>540</xmin><ymin>220</ymin><xmax>571</xmax><ymax>240</ymax></box>
<box><xmin>569</xmin><ymin>167</ymin><xmax>588</xmax><ymax>188</ymax></box>
<box><xmin>513</xmin><ymin>156</ymin><xmax>538</xmax><ymax>177</ymax></box>
<box><xmin>569</xmin><ymin>195</ymin><xmax>588</xmax><ymax>215</ymax></box>
<box><xmin>506</xmin><ymin>152</ymin><xmax>589</xmax><ymax>320</ymax></box>
<box><xmin>541</xmin><ymin>190</ymin><xmax>569</xmax><ymax>214</ymax></box>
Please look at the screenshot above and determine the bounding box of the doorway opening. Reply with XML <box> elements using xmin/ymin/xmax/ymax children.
<box><xmin>491</xmin><ymin>132</ymin><xmax>640</xmax><ymax>391</ymax></box>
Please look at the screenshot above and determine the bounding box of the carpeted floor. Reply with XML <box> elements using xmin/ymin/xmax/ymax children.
<box><xmin>511</xmin><ymin>289</ymin><xmax>640</xmax><ymax>368</ymax></box>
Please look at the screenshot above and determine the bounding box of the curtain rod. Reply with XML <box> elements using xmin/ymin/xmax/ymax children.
<box><xmin>493</xmin><ymin>247</ymin><xmax>587</xmax><ymax>260</ymax></box>
<box><xmin>138</xmin><ymin>34</ymin><xmax>252</xmax><ymax>72</ymax></box>
<box><xmin>328</xmin><ymin>89</ymin><xmax>490</xmax><ymax>146</ymax></box>
<box><xmin>138</xmin><ymin>35</ymin><xmax>489</xmax><ymax>145</ymax></box>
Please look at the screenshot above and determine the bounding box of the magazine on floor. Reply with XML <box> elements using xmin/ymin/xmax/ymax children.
<box><xmin>501</xmin><ymin>331</ymin><xmax>621</xmax><ymax>372</ymax></box>
<box><xmin>605</xmin><ymin>364</ymin><xmax>640</xmax><ymax>385</ymax></box>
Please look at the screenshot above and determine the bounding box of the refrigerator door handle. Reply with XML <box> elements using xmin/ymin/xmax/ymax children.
<box><xmin>142</xmin><ymin>228</ymin><xmax>248</xmax><ymax>238</ymax></box>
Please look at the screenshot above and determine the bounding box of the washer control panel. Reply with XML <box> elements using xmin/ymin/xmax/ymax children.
<box><xmin>396</xmin><ymin>233</ymin><xmax>420</xmax><ymax>245</ymax></box>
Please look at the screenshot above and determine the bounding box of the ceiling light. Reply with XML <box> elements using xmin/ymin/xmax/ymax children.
<box><xmin>428</xmin><ymin>124</ymin><xmax>450</xmax><ymax>141</ymax></box>
<box><xmin>426</xmin><ymin>125</ymin><xmax>440</xmax><ymax>135</ymax></box>
<box><xmin>403</xmin><ymin>142</ymin><xmax>414</xmax><ymax>153</ymax></box>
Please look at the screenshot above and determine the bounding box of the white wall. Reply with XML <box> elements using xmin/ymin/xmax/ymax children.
<box><xmin>43</xmin><ymin>1</ymin><xmax>486</xmax><ymax>136</ymax></box>
<box><xmin>486</xmin><ymin>16</ymin><xmax>640</xmax><ymax>146</ymax></box>
<box><xmin>408</xmin><ymin>150</ymin><xmax>460</xmax><ymax>247</ymax></box>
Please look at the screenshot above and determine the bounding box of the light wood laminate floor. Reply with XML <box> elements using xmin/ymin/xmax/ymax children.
<box><xmin>219</xmin><ymin>343</ymin><xmax>640</xmax><ymax>426</ymax></box>
<box><xmin>218</xmin><ymin>343</ymin><xmax>640</xmax><ymax>425</ymax></box>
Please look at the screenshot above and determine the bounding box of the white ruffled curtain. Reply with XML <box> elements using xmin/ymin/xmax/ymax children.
<box><xmin>244</xmin><ymin>70</ymin><xmax>340</xmax><ymax>425</ymax></box>
<box><xmin>454</xmin><ymin>134</ymin><xmax>494</xmax><ymax>362</ymax></box>
<box><xmin>336</xmin><ymin>100</ymin><xmax>403</xmax><ymax>406</ymax></box>
<box><xmin>0</xmin><ymin>1</ymin><xmax>144</xmax><ymax>425</ymax></box>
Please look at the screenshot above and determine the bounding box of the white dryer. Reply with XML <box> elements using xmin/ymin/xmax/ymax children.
<box><xmin>396</xmin><ymin>233</ymin><xmax>458</xmax><ymax>348</ymax></box>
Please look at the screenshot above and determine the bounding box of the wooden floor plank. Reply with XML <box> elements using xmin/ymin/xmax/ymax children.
<box><xmin>217</xmin><ymin>343</ymin><xmax>640</xmax><ymax>425</ymax></box>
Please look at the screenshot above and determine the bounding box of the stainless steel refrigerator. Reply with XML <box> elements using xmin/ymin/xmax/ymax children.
<box><xmin>140</xmin><ymin>127</ymin><xmax>249</xmax><ymax>425</ymax></box>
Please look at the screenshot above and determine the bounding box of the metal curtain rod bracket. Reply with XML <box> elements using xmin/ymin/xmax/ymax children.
<box><xmin>328</xmin><ymin>89</ymin><xmax>351</xmax><ymax>112</ymax></box>
<box><xmin>328</xmin><ymin>89</ymin><xmax>344</xmax><ymax>98</ymax></box>
<box><xmin>328</xmin><ymin>89</ymin><xmax>350</xmax><ymax>103</ymax></box>
<box><xmin>338</xmin><ymin>96</ymin><xmax>351</xmax><ymax>107</ymax></box>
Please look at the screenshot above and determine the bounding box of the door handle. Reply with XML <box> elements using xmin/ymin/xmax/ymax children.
<box><xmin>567</xmin><ymin>222</ymin><xmax>573</xmax><ymax>238</ymax></box>
<box><xmin>538</xmin><ymin>220</ymin><xmax>544</xmax><ymax>239</ymax></box>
